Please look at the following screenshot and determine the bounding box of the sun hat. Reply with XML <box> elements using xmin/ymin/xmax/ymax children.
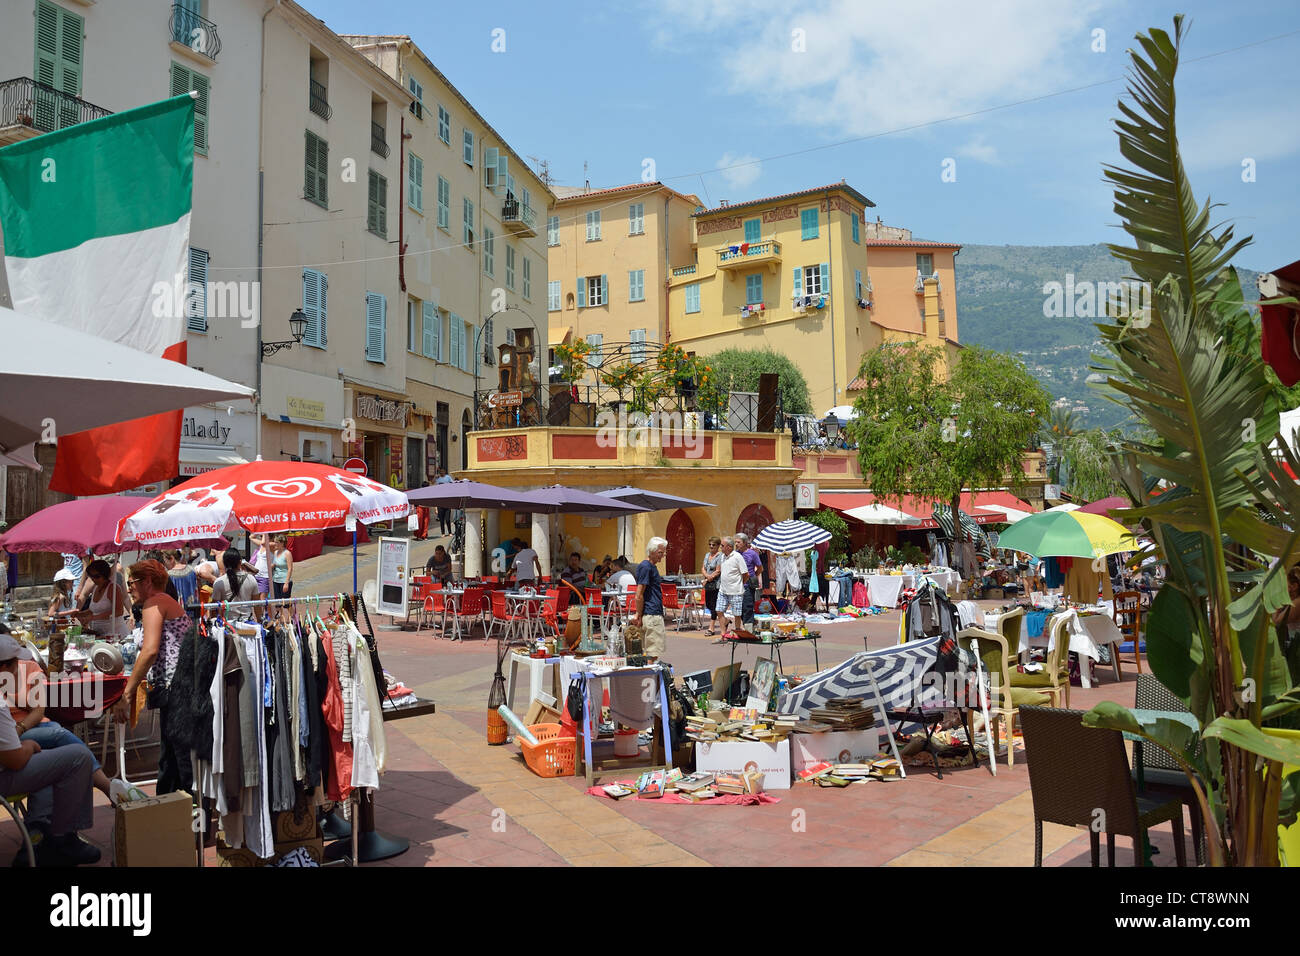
<box><xmin>54</xmin><ymin>568</ymin><xmax>76</xmax><ymax>583</ymax></box>
<box><xmin>0</xmin><ymin>631</ymin><xmax>36</xmax><ymax>663</ymax></box>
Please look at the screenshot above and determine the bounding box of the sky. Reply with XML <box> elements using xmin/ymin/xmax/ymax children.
<box><xmin>303</xmin><ymin>0</ymin><xmax>1300</xmax><ymax>271</ymax></box>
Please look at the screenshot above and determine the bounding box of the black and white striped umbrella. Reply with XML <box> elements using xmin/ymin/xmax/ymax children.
<box><xmin>932</xmin><ymin>504</ymin><xmax>992</xmax><ymax>557</ymax></box>
<box><xmin>777</xmin><ymin>636</ymin><xmax>941</xmax><ymax>717</ymax></box>
<box><xmin>751</xmin><ymin>519</ymin><xmax>832</xmax><ymax>552</ymax></box>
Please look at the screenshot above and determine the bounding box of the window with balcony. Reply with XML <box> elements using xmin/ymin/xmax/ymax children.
<box><xmin>308</xmin><ymin>53</ymin><xmax>330</xmax><ymax>121</ymax></box>
<box><xmin>586</xmin><ymin>210</ymin><xmax>601</xmax><ymax>241</ymax></box>
<box><xmin>170</xmin><ymin>1</ymin><xmax>222</xmax><ymax>62</ymax></box>
<box><xmin>33</xmin><ymin>0</ymin><xmax>85</xmax><ymax>131</ymax></box>
<box><xmin>916</xmin><ymin>253</ymin><xmax>935</xmax><ymax>276</ymax></box>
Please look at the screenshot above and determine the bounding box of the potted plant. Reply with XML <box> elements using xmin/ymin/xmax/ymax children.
<box><xmin>554</xmin><ymin>340</ymin><xmax>593</xmax><ymax>384</ymax></box>
<box><xmin>601</xmin><ymin>362</ymin><xmax>640</xmax><ymax>410</ymax></box>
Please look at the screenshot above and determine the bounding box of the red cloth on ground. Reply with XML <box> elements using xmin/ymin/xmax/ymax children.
<box><xmin>321</xmin><ymin>635</ymin><xmax>353</xmax><ymax>802</ymax></box>
<box><xmin>585</xmin><ymin>785</ymin><xmax>780</xmax><ymax>806</ymax></box>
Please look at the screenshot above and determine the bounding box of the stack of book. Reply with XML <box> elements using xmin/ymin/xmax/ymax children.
<box><xmin>715</xmin><ymin>770</ymin><xmax>765</xmax><ymax>795</ymax></box>
<box><xmin>808</xmin><ymin>698</ymin><xmax>876</xmax><ymax>730</ymax></box>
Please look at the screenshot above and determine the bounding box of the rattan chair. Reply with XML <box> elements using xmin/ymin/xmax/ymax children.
<box><xmin>960</xmin><ymin>627</ymin><xmax>1050</xmax><ymax>769</ymax></box>
<box><xmin>1133</xmin><ymin>674</ymin><xmax>1206</xmax><ymax>865</ymax></box>
<box><xmin>1</xmin><ymin>793</ymin><xmax>35</xmax><ymax>867</ymax></box>
<box><xmin>1021</xmin><ymin>705</ymin><xmax>1186</xmax><ymax>866</ymax></box>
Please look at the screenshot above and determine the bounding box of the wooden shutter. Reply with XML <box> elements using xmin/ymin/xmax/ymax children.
<box><xmin>484</xmin><ymin>146</ymin><xmax>497</xmax><ymax>189</ymax></box>
<box><xmin>187</xmin><ymin>247</ymin><xmax>208</xmax><ymax>332</ymax></box>
<box><xmin>744</xmin><ymin>219</ymin><xmax>760</xmax><ymax>243</ymax></box>
<box><xmin>577</xmin><ymin>276</ymin><xmax>586</xmax><ymax>309</ymax></box>
<box><xmin>422</xmin><ymin>301</ymin><xmax>436</xmax><ymax>358</ymax></box>
<box><xmin>366</xmin><ymin>292</ymin><xmax>386</xmax><ymax>362</ymax></box>
<box><xmin>302</xmin><ymin>269</ymin><xmax>325</xmax><ymax>347</ymax></box>
<box><xmin>498</xmin><ymin>154</ymin><xmax>509</xmax><ymax>195</ymax></box>
<box><xmin>599</xmin><ymin>274</ymin><xmax>608</xmax><ymax>305</ymax></box>
<box><xmin>819</xmin><ymin>263</ymin><xmax>830</xmax><ymax>293</ymax></box>
<box><xmin>792</xmin><ymin>267</ymin><xmax>803</xmax><ymax>297</ymax></box>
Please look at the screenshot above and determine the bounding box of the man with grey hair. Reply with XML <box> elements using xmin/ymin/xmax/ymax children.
<box><xmin>633</xmin><ymin>537</ymin><xmax>668</xmax><ymax>662</ymax></box>
<box><xmin>737</xmin><ymin>533</ymin><xmax>763</xmax><ymax>628</ymax></box>
<box><xmin>715</xmin><ymin>536</ymin><xmax>749</xmax><ymax>637</ymax></box>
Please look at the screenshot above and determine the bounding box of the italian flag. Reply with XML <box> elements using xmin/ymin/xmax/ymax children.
<box><xmin>0</xmin><ymin>94</ymin><xmax>195</xmax><ymax>495</ymax></box>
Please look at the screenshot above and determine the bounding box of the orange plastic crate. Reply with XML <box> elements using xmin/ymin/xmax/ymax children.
<box><xmin>518</xmin><ymin>723</ymin><xmax>577</xmax><ymax>778</ymax></box>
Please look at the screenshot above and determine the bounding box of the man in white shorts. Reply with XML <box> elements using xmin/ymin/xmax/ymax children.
<box><xmin>715</xmin><ymin>537</ymin><xmax>750</xmax><ymax>636</ymax></box>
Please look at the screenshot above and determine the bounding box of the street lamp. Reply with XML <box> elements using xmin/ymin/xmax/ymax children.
<box><xmin>821</xmin><ymin>413</ymin><xmax>841</xmax><ymax>443</ymax></box>
<box><xmin>262</xmin><ymin>309</ymin><xmax>308</xmax><ymax>356</ymax></box>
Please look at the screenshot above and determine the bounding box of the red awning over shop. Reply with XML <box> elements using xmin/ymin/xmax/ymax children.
<box><xmin>821</xmin><ymin>491</ymin><xmax>1011</xmax><ymax>528</ymax></box>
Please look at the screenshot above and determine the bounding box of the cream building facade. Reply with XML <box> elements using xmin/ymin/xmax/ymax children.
<box><xmin>341</xmin><ymin>34</ymin><xmax>555</xmax><ymax>476</ymax></box>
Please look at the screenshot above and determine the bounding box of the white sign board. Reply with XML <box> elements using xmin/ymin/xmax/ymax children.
<box><xmin>376</xmin><ymin>536</ymin><xmax>410</xmax><ymax>618</ymax></box>
<box><xmin>794</xmin><ymin>481</ymin><xmax>818</xmax><ymax>510</ymax></box>
<box><xmin>775</xmin><ymin>484</ymin><xmax>793</xmax><ymax>501</ymax></box>
<box><xmin>694</xmin><ymin>739</ymin><xmax>791</xmax><ymax>789</ymax></box>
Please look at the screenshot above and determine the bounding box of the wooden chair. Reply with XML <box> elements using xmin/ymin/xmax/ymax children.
<box><xmin>1011</xmin><ymin>613</ymin><xmax>1071</xmax><ymax>708</ymax></box>
<box><xmin>994</xmin><ymin>606</ymin><xmax>1025</xmax><ymax>657</ymax></box>
<box><xmin>960</xmin><ymin>627</ymin><xmax>1050</xmax><ymax>768</ymax></box>
<box><xmin>1021</xmin><ymin>705</ymin><xmax>1186</xmax><ymax>867</ymax></box>
<box><xmin>1</xmin><ymin>793</ymin><xmax>35</xmax><ymax>868</ymax></box>
<box><xmin>1115</xmin><ymin>590</ymin><xmax>1145</xmax><ymax>674</ymax></box>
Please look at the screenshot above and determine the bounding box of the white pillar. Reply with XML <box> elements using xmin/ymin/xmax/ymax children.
<box><xmin>532</xmin><ymin>513</ymin><xmax>551</xmax><ymax>578</ymax></box>
<box><xmin>484</xmin><ymin>509</ymin><xmax>501</xmax><ymax>572</ymax></box>
<box><xmin>464</xmin><ymin>509</ymin><xmax>483</xmax><ymax>579</ymax></box>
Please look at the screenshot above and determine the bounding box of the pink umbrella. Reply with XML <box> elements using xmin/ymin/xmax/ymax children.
<box><xmin>1077</xmin><ymin>496</ymin><xmax>1129</xmax><ymax>518</ymax></box>
<box><xmin>0</xmin><ymin>496</ymin><xmax>228</xmax><ymax>555</ymax></box>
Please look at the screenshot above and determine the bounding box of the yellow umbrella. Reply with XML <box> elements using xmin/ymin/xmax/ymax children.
<box><xmin>995</xmin><ymin>509</ymin><xmax>1137</xmax><ymax>559</ymax></box>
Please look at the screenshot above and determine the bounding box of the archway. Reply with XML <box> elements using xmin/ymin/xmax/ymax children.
<box><xmin>665</xmin><ymin>509</ymin><xmax>696</xmax><ymax>577</ymax></box>
<box><xmin>736</xmin><ymin>502</ymin><xmax>774</xmax><ymax>541</ymax></box>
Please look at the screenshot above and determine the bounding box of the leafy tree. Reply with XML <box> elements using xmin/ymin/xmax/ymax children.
<box><xmin>1060</xmin><ymin>428</ymin><xmax>1124</xmax><ymax>501</ymax></box>
<box><xmin>803</xmin><ymin>508</ymin><xmax>850</xmax><ymax>562</ymax></box>
<box><xmin>1083</xmin><ymin>16</ymin><xmax>1300</xmax><ymax>866</ymax></box>
<box><xmin>704</xmin><ymin>347</ymin><xmax>814</xmax><ymax>415</ymax></box>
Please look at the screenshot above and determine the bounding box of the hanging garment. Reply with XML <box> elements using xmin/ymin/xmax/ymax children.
<box><xmin>219</xmin><ymin>629</ymin><xmax>243</xmax><ymax>813</ymax></box>
<box><xmin>348</xmin><ymin>624</ymin><xmax>385</xmax><ymax>789</ymax></box>
<box><xmin>851</xmin><ymin>582</ymin><xmax>869</xmax><ymax>608</ymax></box>
<box><xmin>332</xmin><ymin>626</ymin><xmax>353</xmax><ymax>744</ymax></box>
<box><xmin>302</xmin><ymin>624</ymin><xmax>328</xmax><ymax>792</ymax></box>
<box><xmin>287</xmin><ymin>625</ymin><xmax>306</xmax><ymax>783</ymax></box>
<box><xmin>827</xmin><ymin>580</ymin><xmax>841</xmax><ymax>606</ymax></box>
<box><xmin>267</xmin><ymin>626</ymin><xmax>297</xmax><ymax>812</ymax></box>
<box><xmin>1042</xmin><ymin>557</ymin><xmax>1065</xmax><ymax>589</ymax></box>
<box><xmin>321</xmin><ymin>629</ymin><xmax>354</xmax><ymax>803</ymax></box>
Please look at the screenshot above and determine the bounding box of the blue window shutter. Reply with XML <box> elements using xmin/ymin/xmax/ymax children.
<box><xmin>438</xmin><ymin>309</ymin><xmax>447</xmax><ymax>362</ymax></box>
<box><xmin>423</xmin><ymin>301</ymin><xmax>435</xmax><ymax>357</ymax></box>
<box><xmin>855</xmin><ymin>269</ymin><xmax>862</xmax><ymax>298</ymax></box>
<box><xmin>793</xmin><ymin>267</ymin><xmax>802</xmax><ymax>297</ymax></box>
<box><xmin>852</xmin><ymin>213</ymin><xmax>860</xmax><ymax>243</ymax></box>
<box><xmin>820</xmin><ymin>263</ymin><xmax>830</xmax><ymax>292</ymax></box>
<box><xmin>302</xmin><ymin>270</ymin><xmax>318</xmax><ymax>346</ymax></box>
<box><xmin>801</xmin><ymin>208</ymin><xmax>818</xmax><ymax>240</ymax></box>
<box><xmin>319</xmin><ymin>273</ymin><xmax>328</xmax><ymax>345</ymax></box>
<box><xmin>600</xmin><ymin>274</ymin><xmax>607</xmax><ymax>305</ymax></box>
<box><xmin>366</xmin><ymin>292</ymin><xmax>386</xmax><ymax>362</ymax></box>
<box><xmin>577</xmin><ymin>277</ymin><xmax>586</xmax><ymax>309</ymax></box>
<box><xmin>744</xmin><ymin>219</ymin><xmax>760</xmax><ymax>243</ymax></box>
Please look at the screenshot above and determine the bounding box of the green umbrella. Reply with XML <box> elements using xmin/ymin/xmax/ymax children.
<box><xmin>995</xmin><ymin>509</ymin><xmax>1137</xmax><ymax>559</ymax></box>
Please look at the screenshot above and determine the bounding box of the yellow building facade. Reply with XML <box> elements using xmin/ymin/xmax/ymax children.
<box><xmin>545</xmin><ymin>182</ymin><xmax>700</xmax><ymax>369</ymax></box>
<box><xmin>666</xmin><ymin>184</ymin><xmax>961</xmax><ymax>414</ymax></box>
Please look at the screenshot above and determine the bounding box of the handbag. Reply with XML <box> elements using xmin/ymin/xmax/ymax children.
<box><xmin>566</xmin><ymin>675</ymin><xmax>586</xmax><ymax>722</ymax></box>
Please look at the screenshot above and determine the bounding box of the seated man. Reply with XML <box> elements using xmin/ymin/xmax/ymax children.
<box><xmin>608</xmin><ymin>557</ymin><xmax>636</xmax><ymax>593</ymax></box>
<box><xmin>559</xmin><ymin>552</ymin><xmax>589</xmax><ymax>591</ymax></box>
<box><xmin>0</xmin><ymin>630</ymin><xmax>100</xmax><ymax>866</ymax></box>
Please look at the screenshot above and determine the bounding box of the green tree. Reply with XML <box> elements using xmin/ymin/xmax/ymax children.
<box><xmin>848</xmin><ymin>342</ymin><xmax>1047</xmax><ymax>554</ymax></box>
<box><xmin>1060</xmin><ymin>427</ymin><xmax>1124</xmax><ymax>501</ymax></box>
<box><xmin>704</xmin><ymin>347</ymin><xmax>814</xmax><ymax>415</ymax></box>
<box><xmin>1082</xmin><ymin>16</ymin><xmax>1300</xmax><ymax>866</ymax></box>
<box><xmin>803</xmin><ymin>508</ymin><xmax>850</xmax><ymax>562</ymax></box>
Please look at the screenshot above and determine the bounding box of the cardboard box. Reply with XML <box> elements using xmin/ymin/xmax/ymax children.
<box><xmin>694</xmin><ymin>738</ymin><xmax>791</xmax><ymax>789</ymax></box>
<box><xmin>790</xmin><ymin>730</ymin><xmax>885</xmax><ymax>773</ymax></box>
<box><xmin>113</xmin><ymin>791</ymin><xmax>196</xmax><ymax>867</ymax></box>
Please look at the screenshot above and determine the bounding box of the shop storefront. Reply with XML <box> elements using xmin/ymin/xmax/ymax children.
<box><xmin>178</xmin><ymin>405</ymin><xmax>255</xmax><ymax>478</ymax></box>
<box><xmin>347</xmin><ymin>387</ymin><xmax>415</xmax><ymax>491</ymax></box>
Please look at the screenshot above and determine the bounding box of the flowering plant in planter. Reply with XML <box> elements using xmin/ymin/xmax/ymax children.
<box><xmin>554</xmin><ymin>340</ymin><xmax>594</xmax><ymax>383</ymax></box>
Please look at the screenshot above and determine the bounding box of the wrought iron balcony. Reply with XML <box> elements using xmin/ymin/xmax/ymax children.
<box><xmin>0</xmin><ymin>77</ymin><xmax>112</xmax><ymax>146</ymax></box>
<box><xmin>170</xmin><ymin>4</ymin><xmax>221</xmax><ymax>62</ymax></box>
<box><xmin>501</xmin><ymin>197</ymin><xmax>536</xmax><ymax>237</ymax></box>
<box><xmin>370</xmin><ymin>121</ymin><xmax>388</xmax><ymax>158</ymax></box>
<box><xmin>716</xmin><ymin>238</ymin><xmax>782</xmax><ymax>275</ymax></box>
<box><xmin>309</xmin><ymin>78</ymin><xmax>331</xmax><ymax>121</ymax></box>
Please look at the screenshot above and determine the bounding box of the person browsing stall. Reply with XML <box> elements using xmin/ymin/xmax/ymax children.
<box><xmin>715</xmin><ymin>537</ymin><xmax>750</xmax><ymax>637</ymax></box>
<box><xmin>270</xmin><ymin>534</ymin><xmax>294</xmax><ymax>600</ymax></box>
<box><xmin>701</xmin><ymin>536</ymin><xmax>723</xmax><ymax>636</ymax></box>
<box><xmin>210</xmin><ymin>548</ymin><xmax>260</xmax><ymax>615</ymax></box>
<box><xmin>632</xmin><ymin>538</ymin><xmax>669</xmax><ymax>663</ymax></box>
<box><xmin>47</xmin><ymin>568</ymin><xmax>77</xmax><ymax>620</ymax></box>
<box><xmin>75</xmin><ymin>559</ymin><xmax>132</xmax><ymax>637</ymax></box>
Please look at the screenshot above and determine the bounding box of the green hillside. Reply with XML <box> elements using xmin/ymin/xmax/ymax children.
<box><xmin>953</xmin><ymin>243</ymin><xmax>1261</xmax><ymax>432</ymax></box>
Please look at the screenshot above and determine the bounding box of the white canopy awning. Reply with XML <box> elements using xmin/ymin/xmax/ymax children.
<box><xmin>179</xmin><ymin>447</ymin><xmax>249</xmax><ymax>477</ymax></box>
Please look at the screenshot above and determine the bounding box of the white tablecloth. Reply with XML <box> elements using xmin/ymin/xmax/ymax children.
<box><xmin>1017</xmin><ymin>607</ymin><xmax>1125</xmax><ymax>689</ymax></box>
<box><xmin>865</xmin><ymin>574</ymin><xmax>905</xmax><ymax>608</ymax></box>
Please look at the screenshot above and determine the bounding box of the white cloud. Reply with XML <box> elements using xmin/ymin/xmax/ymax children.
<box><xmin>655</xmin><ymin>0</ymin><xmax>1111</xmax><ymax>139</ymax></box>
<box><xmin>957</xmin><ymin>136</ymin><xmax>1000</xmax><ymax>165</ymax></box>
<box><xmin>716</xmin><ymin>152</ymin><xmax>762</xmax><ymax>189</ymax></box>
<box><xmin>1178</xmin><ymin>104</ymin><xmax>1300</xmax><ymax>172</ymax></box>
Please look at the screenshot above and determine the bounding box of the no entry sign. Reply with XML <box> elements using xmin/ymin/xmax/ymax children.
<box><xmin>344</xmin><ymin>457</ymin><xmax>367</xmax><ymax>476</ymax></box>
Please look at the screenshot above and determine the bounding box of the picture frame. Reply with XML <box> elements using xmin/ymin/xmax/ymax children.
<box><xmin>746</xmin><ymin>657</ymin><xmax>778</xmax><ymax>712</ymax></box>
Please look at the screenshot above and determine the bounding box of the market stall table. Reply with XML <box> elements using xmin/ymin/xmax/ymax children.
<box><xmin>721</xmin><ymin>632</ymin><xmax>821</xmax><ymax>681</ymax></box>
<box><xmin>285</xmin><ymin>531</ymin><xmax>323</xmax><ymax>560</ymax></box>
<box><xmin>45</xmin><ymin>670</ymin><xmax>127</xmax><ymax>726</ymax></box>
<box><xmin>1018</xmin><ymin>607</ymin><xmax>1126</xmax><ymax>688</ymax></box>
<box><xmin>505</xmin><ymin>652</ymin><xmax>562</xmax><ymax>710</ymax></box>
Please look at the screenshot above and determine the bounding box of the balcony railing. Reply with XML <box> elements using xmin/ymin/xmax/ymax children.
<box><xmin>717</xmin><ymin>238</ymin><xmax>781</xmax><ymax>272</ymax></box>
<box><xmin>501</xmin><ymin>197</ymin><xmax>536</xmax><ymax>236</ymax></box>
<box><xmin>0</xmin><ymin>77</ymin><xmax>112</xmax><ymax>141</ymax></box>
<box><xmin>671</xmin><ymin>264</ymin><xmax>697</xmax><ymax>277</ymax></box>
<box><xmin>169</xmin><ymin>4</ymin><xmax>222</xmax><ymax>62</ymax></box>
<box><xmin>309</xmin><ymin>78</ymin><xmax>331</xmax><ymax>121</ymax></box>
<box><xmin>474</xmin><ymin>383</ymin><xmax>784</xmax><ymax>433</ymax></box>
<box><xmin>370</xmin><ymin>121</ymin><xmax>388</xmax><ymax>158</ymax></box>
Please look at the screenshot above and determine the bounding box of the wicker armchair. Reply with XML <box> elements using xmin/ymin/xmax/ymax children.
<box><xmin>1021</xmin><ymin>705</ymin><xmax>1186</xmax><ymax>866</ymax></box>
<box><xmin>1133</xmin><ymin>674</ymin><xmax>1206</xmax><ymax>865</ymax></box>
